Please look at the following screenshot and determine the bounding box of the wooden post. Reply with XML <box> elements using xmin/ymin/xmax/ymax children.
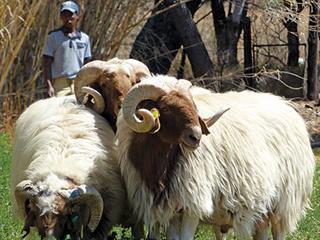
<box><xmin>242</xmin><ymin>16</ymin><xmax>255</xmax><ymax>88</ymax></box>
<box><xmin>307</xmin><ymin>0</ymin><xmax>319</xmax><ymax>100</ymax></box>
<box><xmin>168</xmin><ymin>0</ymin><xmax>214</xmax><ymax>78</ymax></box>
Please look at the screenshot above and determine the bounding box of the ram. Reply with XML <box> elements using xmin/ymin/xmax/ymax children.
<box><xmin>115</xmin><ymin>75</ymin><xmax>315</xmax><ymax>240</ymax></box>
<box><xmin>10</xmin><ymin>96</ymin><xmax>120</xmax><ymax>239</ymax></box>
<box><xmin>74</xmin><ymin>57</ymin><xmax>150</xmax><ymax>131</ymax></box>
<box><xmin>10</xmin><ymin>58</ymin><xmax>150</xmax><ymax>239</ymax></box>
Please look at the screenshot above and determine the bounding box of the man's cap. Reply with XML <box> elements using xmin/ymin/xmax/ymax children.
<box><xmin>60</xmin><ymin>1</ymin><xmax>79</xmax><ymax>14</ymax></box>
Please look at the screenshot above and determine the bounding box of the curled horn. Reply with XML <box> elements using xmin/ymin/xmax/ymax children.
<box><xmin>74</xmin><ymin>60</ymin><xmax>108</xmax><ymax>113</ymax></box>
<box><xmin>59</xmin><ymin>185</ymin><xmax>103</xmax><ymax>232</ymax></box>
<box><xmin>81</xmin><ymin>87</ymin><xmax>105</xmax><ymax>114</ymax></box>
<box><xmin>123</xmin><ymin>59</ymin><xmax>151</xmax><ymax>83</ymax></box>
<box><xmin>15</xmin><ymin>180</ymin><xmax>38</xmax><ymax>217</ymax></box>
<box><xmin>122</xmin><ymin>81</ymin><xmax>170</xmax><ymax>133</ymax></box>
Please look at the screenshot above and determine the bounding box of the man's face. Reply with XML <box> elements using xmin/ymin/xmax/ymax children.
<box><xmin>60</xmin><ymin>10</ymin><xmax>79</xmax><ymax>29</ymax></box>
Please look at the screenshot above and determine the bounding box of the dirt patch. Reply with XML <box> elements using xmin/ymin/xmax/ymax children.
<box><xmin>292</xmin><ymin>100</ymin><xmax>320</xmax><ymax>144</ymax></box>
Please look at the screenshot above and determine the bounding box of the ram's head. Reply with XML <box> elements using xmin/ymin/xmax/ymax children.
<box><xmin>122</xmin><ymin>75</ymin><xmax>229</xmax><ymax>149</ymax></box>
<box><xmin>15</xmin><ymin>180</ymin><xmax>103</xmax><ymax>239</ymax></box>
<box><xmin>74</xmin><ymin>58</ymin><xmax>150</xmax><ymax>129</ymax></box>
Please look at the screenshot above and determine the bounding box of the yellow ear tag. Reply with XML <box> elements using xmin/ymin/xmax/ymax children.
<box><xmin>150</xmin><ymin>108</ymin><xmax>161</xmax><ymax>133</ymax></box>
<box><xmin>151</xmin><ymin>108</ymin><xmax>160</xmax><ymax>120</ymax></box>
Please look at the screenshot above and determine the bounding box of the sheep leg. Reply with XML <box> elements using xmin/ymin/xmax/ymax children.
<box><xmin>180</xmin><ymin>214</ymin><xmax>199</xmax><ymax>240</ymax></box>
<box><xmin>167</xmin><ymin>215</ymin><xmax>182</xmax><ymax>240</ymax></box>
<box><xmin>147</xmin><ymin>222</ymin><xmax>161</xmax><ymax>240</ymax></box>
<box><xmin>213</xmin><ymin>225</ymin><xmax>227</xmax><ymax>240</ymax></box>
<box><xmin>269</xmin><ymin>214</ymin><xmax>285</xmax><ymax>240</ymax></box>
<box><xmin>253</xmin><ymin>216</ymin><xmax>269</xmax><ymax>240</ymax></box>
<box><xmin>131</xmin><ymin>220</ymin><xmax>145</xmax><ymax>240</ymax></box>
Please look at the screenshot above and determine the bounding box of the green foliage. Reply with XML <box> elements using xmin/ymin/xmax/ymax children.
<box><xmin>0</xmin><ymin>133</ymin><xmax>319</xmax><ymax>239</ymax></box>
<box><xmin>0</xmin><ymin>134</ymin><xmax>22</xmax><ymax>239</ymax></box>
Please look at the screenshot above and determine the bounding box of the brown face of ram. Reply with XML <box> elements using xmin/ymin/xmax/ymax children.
<box><xmin>128</xmin><ymin>91</ymin><xmax>208</xmax><ymax>198</ymax></box>
<box><xmin>97</xmin><ymin>70</ymin><xmax>132</xmax><ymax>130</ymax></box>
<box><xmin>21</xmin><ymin>196</ymin><xmax>90</xmax><ymax>240</ymax></box>
<box><xmin>155</xmin><ymin>91</ymin><xmax>205</xmax><ymax>147</ymax></box>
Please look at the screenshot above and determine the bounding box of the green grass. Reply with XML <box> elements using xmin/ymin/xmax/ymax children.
<box><xmin>1</xmin><ymin>133</ymin><xmax>319</xmax><ymax>239</ymax></box>
<box><xmin>286</xmin><ymin>149</ymin><xmax>320</xmax><ymax>240</ymax></box>
<box><xmin>0</xmin><ymin>134</ymin><xmax>22</xmax><ymax>239</ymax></box>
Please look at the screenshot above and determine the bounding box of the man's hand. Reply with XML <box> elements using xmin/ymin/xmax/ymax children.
<box><xmin>43</xmin><ymin>56</ymin><xmax>54</xmax><ymax>97</ymax></box>
<box><xmin>46</xmin><ymin>78</ymin><xmax>55</xmax><ymax>97</ymax></box>
<box><xmin>47</xmin><ymin>85</ymin><xmax>55</xmax><ymax>97</ymax></box>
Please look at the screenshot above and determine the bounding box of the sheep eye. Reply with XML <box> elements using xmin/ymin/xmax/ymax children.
<box><xmin>161</xmin><ymin>107</ymin><xmax>170</xmax><ymax>113</ymax></box>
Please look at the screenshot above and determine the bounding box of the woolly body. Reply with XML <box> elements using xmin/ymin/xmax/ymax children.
<box><xmin>11</xmin><ymin>96</ymin><xmax>125</xmax><ymax>233</ymax></box>
<box><xmin>115</xmin><ymin>77</ymin><xmax>315</xmax><ymax>238</ymax></box>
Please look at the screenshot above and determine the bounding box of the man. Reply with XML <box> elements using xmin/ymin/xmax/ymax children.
<box><xmin>43</xmin><ymin>1</ymin><xmax>92</xmax><ymax>97</ymax></box>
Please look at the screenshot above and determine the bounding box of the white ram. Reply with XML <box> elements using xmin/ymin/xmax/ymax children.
<box><xmin>10</xmin><ymin>95</ymin><xmax>124</xmax><ymax>239</ymax></box>
<box><xmin>115</xmin><ymin>75</ymin><xmax>315</xmax><ymax>240</ymax></box>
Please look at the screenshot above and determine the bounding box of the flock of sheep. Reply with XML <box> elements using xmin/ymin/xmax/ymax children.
<box><xmin>10</xmin><ymin>58</ymin><xmax>316</xmax><ymax>240</ymax></box>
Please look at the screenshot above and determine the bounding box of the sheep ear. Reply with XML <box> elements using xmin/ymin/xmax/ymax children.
<box><xmin>199</xmin><ymin>117</ymin><xmax>210</xmax><ymax>135</ymax></box>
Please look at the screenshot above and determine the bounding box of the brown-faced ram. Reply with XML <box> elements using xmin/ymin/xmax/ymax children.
<box><xmin>74</xmin><ymin>58</ymin><xmax>150</xmax><ymax>131</ymax></box>
<box><xmin>115</xmin><ymin>75</ymin><xmax>315</xmax><ymax>240</ymax></box>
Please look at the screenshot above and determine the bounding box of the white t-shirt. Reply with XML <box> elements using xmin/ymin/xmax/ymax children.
<box><xmin>43</xmin><ymin>29</ymin><xmax>91</xmax><ymax>79</ymax></box>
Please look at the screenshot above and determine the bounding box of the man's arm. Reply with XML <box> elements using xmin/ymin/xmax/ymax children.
<box><xmin>43</xmin><ymin>55</ymin><xmax>55</xmax><ymax>97</ymax></box>
<box><xmin>83</xmin><ymin>35</ymin><xmax>92</xmax><ymax>65</ymax></box>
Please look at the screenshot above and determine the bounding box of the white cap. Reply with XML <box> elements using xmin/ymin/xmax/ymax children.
<box><xmin>60</xmin><ymin>1</ymin><xmax>79</xmax><ymax>14</ymax></box>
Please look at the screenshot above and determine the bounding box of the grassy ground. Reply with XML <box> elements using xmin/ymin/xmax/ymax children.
<box><xmin>0</xmin><ymin>134</ymin><xmax>21</xmax><ymax>239</ymax></box>
<box><xmin>1</xmin><ymin>134</ymin><xmax>319</xmax><ymax>239</ymax></box>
